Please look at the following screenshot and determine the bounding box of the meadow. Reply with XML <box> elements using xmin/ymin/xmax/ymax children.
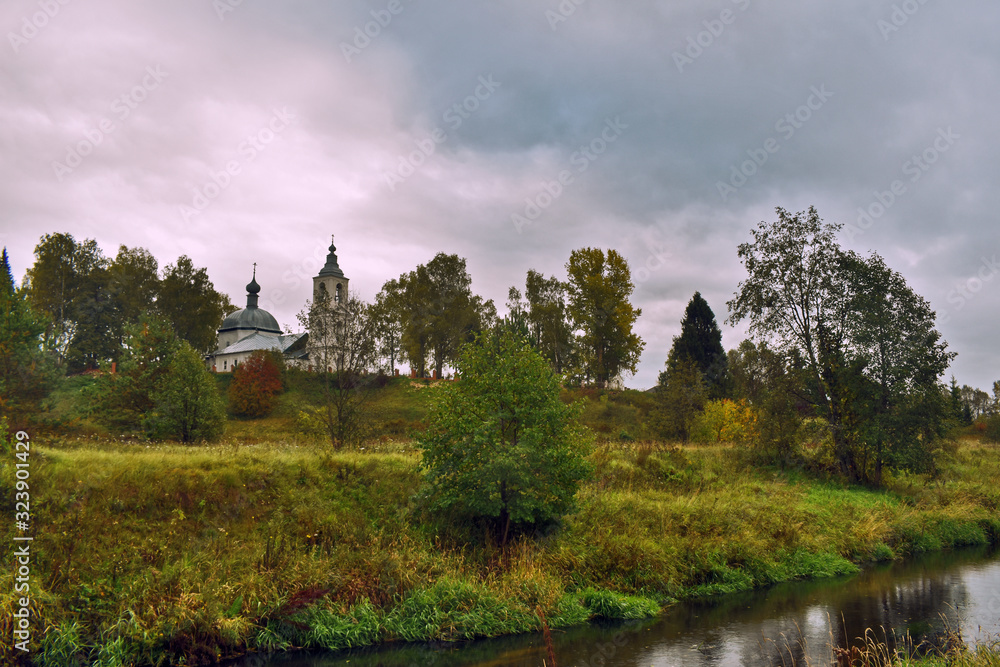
<box><xmin>2</xmin><ymin>375</ymin><xmax>999</xmax><ymax>665</ymax></box>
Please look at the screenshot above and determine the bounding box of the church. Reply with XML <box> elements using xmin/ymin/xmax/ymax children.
<box><xmin>207</xmin><ymin>235</ymin><xmax>348</xmax><ymax>372</ymax></box>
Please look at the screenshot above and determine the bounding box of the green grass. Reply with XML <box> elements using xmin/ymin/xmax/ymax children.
<box><xmin>2</xmin><ymin>435</ymin><xmax>998</xmax><ymax>665</ymax></box>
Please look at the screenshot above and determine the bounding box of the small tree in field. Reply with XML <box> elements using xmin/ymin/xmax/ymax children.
<box><xmin>419</xmin><ymin>328</ymin><xmax>592</xmax><ymax>546</ymax></box>
<box><xmin>152</xmin><ymin>341</ymin><xmax>226</xmax><ymax>442</ymax></box>
<box><xmin>228</xmin><ymin>349</ymin><xmax>283</xmax><ymax>418</ymax></box>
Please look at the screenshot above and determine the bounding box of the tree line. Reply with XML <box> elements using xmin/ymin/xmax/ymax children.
<box><xmin>656</xmin><ymin>207</ymin><xmax>998</xmax><ymax>486</ymax></box>
<box><xmin>20</xmin><ymin>233</ymin><xmax>234</xmax><ymax>370</ymax></box>
<box><xmin>4</xmin><ymin>209</ymin><xmax>997</xmax><ymax>483</ymax></box>
<box><xmin>367</xmin><ymin>247</ymin><xmax>644</xmax><ymax>387</ymax></box>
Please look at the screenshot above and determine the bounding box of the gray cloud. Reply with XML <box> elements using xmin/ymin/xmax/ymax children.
<box><xmin>1</xmin><ymin>0</ymin><xmax>997</xmax><ymax>390</ymax></box>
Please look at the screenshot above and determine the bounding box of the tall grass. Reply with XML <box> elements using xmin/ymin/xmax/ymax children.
<box><xmin>1</xmin><ymin>434</ymin><xmax>997</xmax><ymax>665</ymax></box>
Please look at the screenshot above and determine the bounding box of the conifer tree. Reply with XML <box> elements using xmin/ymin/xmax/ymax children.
<box><xmin>666</xmin><ymin>292</ymin><xmax>728</xmax><ymax>398</ymax></box>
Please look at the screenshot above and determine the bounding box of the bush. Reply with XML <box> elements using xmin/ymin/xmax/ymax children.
<box><xmin>228</xmin><ymin>350</ymin><xmax>283</xmax><ymax>418</ymax></box>
<box><xmin>983</xmin><ymin>415</ymin><xmax>1000</xmax><ymax>444</ymax></box>
<box><xmin>690</xmin><ymin>399</ymin><xmax>759</xmax><ymax>445</ymax></box>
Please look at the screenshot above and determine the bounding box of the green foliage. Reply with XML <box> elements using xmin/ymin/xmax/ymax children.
<box><xmin>152</xmin><ymin>341</ymin><xmax>226</xmax><ymax>442</ymax></box>
<box><xmin>88</xmin><ymin>314</ymin><xmax>180</xmax><ymax>434</ymax></box>
<box><xmin>579</xmin><ymin>588</ymin><xmax>660</xmax><ymax>619</ymax></box>
<box><xmin>228</xmin><ymin>350</ymin><xmax>284</xmax><ymax>418</ymax></box>
<box><xmin>298</xmin><ymin>293</ymin><xmax>379</xmax><ymax>448</ymax></box>
<box><xmin>690</xmin><ymin>399</ymin><xmax>758</xmax><ymax>445</ymax></box>
<box><xmin>371</xmin><ymin>279</ymin><xmax>405</xmax><ymax>374</ymax></box>
<box><xmin>984</xmin><ymin>414</ymin><xmax>1000</xmax><ymax>444</ymax></box>
<box><xmin>3</xmin><ymin>436</ymin><xmax>998</xmax><ymax>664</ymax></box>
<box><xmin>419</xmin><ymin>328</ymin><xmax>593</xmax><ymax>544</ymax></box>
<box><xmin>395</xmin><ymin>253</ymin><xmax>495</xmax><ymax>378</ymax></box>
<box><xmin>727</xmin><ymin>340</ymin><xmax>803</xmax><ymax>464</ymax></box>
<box><xmin>25</xmin><ymin>233</ymin><xmax>113</xmax><ymax>370</ymax></box>
<box><xmin>653</xmin><ymin>358</ymin><xmax>707</xmax><ymax>442</ymax></box>
<box><xmin>668</xmin><ymin>292</ymin><xmax>729</xmax><ymax>398</ymax></box>
<box><xmin>510</xmin><ymin>269</ymin><xmax>575</xmax><ymax>374</ymax></box>
<box><xmin>383</xmin><ymin>579</ymin><xmax>537</xmax><ymax>641</ymax></box>
<box><xmin>0</xmin><ymin>248</ymin><xmax>57</xmax><ymax>427</ymax></box>
<box><xmin>565</xmin><ymin>247</ymin><xmax>644</xmax><ymax>388</ymax></box>
<box><xmin>157</xmin><ymin>255</ymin><xmax>235</xmax><ymax>355</ymax></box>
<box><xmin>728</xmin><ymin>207</ymin><xmax>954</xmax><ymax>486</ymax></box>
<box><xmin>107</xmin><ymin>245</ymin><xmax>159</xmax><ymax>348</ymax></box>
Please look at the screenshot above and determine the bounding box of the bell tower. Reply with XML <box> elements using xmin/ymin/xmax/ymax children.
<box><xmin>313</xmin><ymin>234</ymin><xmax>349</xmax><ymax>307</ymax></box>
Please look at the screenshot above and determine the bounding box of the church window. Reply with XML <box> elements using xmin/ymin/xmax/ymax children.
<box><xmin>336</xmin><ymin>283</ymin><xmax>342</xmax><ymax>303</ymax></box>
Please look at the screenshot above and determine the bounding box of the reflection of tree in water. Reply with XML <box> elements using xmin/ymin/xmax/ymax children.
<box><xmin>831</xmin><ymin>571</ymin><xmax>968</xmax><ymax>658</ymax></box>
<box><xmin>745</xmin><ymin>562</ymin><xmax>971</xmax><ymax>666</ymax></box>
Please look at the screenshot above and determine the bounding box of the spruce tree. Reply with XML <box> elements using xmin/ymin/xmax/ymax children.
<box><xmin>666</xmin><ymin>292</ymin><xmax>728</xmax><ymax>398</ymax></box>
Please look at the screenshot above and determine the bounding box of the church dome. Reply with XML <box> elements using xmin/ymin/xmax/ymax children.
<box><xmin>218</xmin><ymin>306</ymin><xmax>281</xmax><ymax>334</ymax></box>
<box><xmin>219</xmin><ymin>265</ymin><xmax>282</xmax><ymax>334</ymax></box>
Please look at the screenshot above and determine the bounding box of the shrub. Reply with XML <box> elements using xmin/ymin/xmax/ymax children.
<box><xmin>983</xmin><ymin>414</ymin><xmax>1000</xmax><ymax>444</ymax></box>
<box><xmin>690</xmin><ymin>399</ymin><xmax>759</xmax><ymax>445</ymax></box>
<box><xmin>228</xmin><ymin>350</ymin><xmax>284</xmax><ymax>418</ymax></box>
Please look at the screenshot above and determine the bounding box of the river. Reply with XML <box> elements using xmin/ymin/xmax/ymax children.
<box><xmin>231</xmin><ymin>546</ymin><xmax>1000</xmax><ymax>666</ymax></box>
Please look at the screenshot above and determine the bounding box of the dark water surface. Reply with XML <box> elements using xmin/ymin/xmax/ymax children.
<box><xmin>232</xmin><ymin>547</ymin><xmax>1000</xmax><ymax>667</ymax></box>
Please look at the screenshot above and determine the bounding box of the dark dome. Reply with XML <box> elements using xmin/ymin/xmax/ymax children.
<box><xmin>219</xmin><ymin>306</ymin><xmax>281</xmax><ymax>334</ymax></box>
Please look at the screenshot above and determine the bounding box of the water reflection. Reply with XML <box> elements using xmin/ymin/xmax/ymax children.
<box><xmin>230</xmin><ymin>547</ymin><xmax>999</xmax><ymax>667</ymax></box>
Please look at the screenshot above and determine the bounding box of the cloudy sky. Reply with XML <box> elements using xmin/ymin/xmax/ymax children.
<box><xmin>2</xmin><ymin>0</ymin><xmax>998</xmax><ymax>390</ymax></box>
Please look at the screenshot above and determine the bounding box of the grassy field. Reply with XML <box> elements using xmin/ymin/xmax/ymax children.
<box><xmin>3</xmin><ymin>375</ymin><xmax>999</xmax><ymax>665</ymax></box>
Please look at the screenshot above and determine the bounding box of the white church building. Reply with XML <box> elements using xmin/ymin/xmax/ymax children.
<box><xmin>208</xmin><ymin>235</ymin><xmax>349</xmax><ymax>373</ymax></box>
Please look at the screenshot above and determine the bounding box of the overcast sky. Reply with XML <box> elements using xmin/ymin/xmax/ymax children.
<box><xmin>2</xmin><ymin>0</ymin><xmax>998</xmax><ymax>390</ymax></box>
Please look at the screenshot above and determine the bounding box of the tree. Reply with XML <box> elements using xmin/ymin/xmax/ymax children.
<box><xmin>652</xmin><ymin>358</ymin><xmax>707</xmax><ymax>442</ymax></box>
<box><xmin>666</xmin><ymin>292</ymin><xmax>728</xmax><ymax>398</ymax></box>
<box><xmin>25</xmin><ymin>233</ymin><xmax>110</xmax><ymax>368</ymax></box>
<box><xmin>0</xmin><ymin>248</ymin><xmax>56</xmax><ymax>427</ymax></box>
<box><xmin>727</xmin><ymin>207</ymin><xmax>955</xmax><ymax>485</ymax></box>
<box><xmin>299</xmin><ymin>291</ymin><xmax>378</xmax><ymax>448</ymax></box>
<box><xmin>371</xmin><ymin>279</ymin><xmax>405</xmax><ymax>374</ymax></box>
<box><xmin>523</xmin><ymin>269</ymin><xmax>574</xmax><ymax>374</ymax></box>
<box><xmin>228</xmin><ymin>349</ymin><xmax>284</xmax><ymax>418</ymax></box>
<box><xmin>152</xmin><ymin>341</ymin><xmax>226</xmax><ymax>442</ymax></box>
<box><xmin>397</xmin><ymin>253</ymin><xmax>495</xmax><ymax>378</ymax></box>
<box><xmin>158</xmin><ymin>255</ymin><xmax>235</xmax><ymax>354</ymax></box>
<box><xmin>564</xmin><ymin>248</ymin><xmax>644</xmax><ymax>388</ymax></box>
<box><xmin>66</xmin><ymin>259</ymin><xmax>117</xmax><ymax>371</ymax></box>
<box><xmin>727</xmin><ymin>339</ymin><xmax>803</xmax><ymax>464</ymax></box>
<box><xmin>88</xmin><ymin>314</ymin><xmax>180</xmax><ymax>433</ymax></box>
<box><xmin>108</xmin><ymin>245</ymin><xmax>159</xmax><ymax>348</ymax></box>
<box><xmin>419</xmin><ymin>327</ymin><xmax>592</xmax><ymax>546</ymax></box>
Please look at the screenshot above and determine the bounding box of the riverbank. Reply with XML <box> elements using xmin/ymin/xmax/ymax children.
<box><xmin>1</xmin><ymin>437</ymin><xmax>998</xmax><ymax>666</ymax></box>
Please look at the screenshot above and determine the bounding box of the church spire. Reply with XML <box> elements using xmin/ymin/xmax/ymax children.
<box><xmin>245</xmin><ymin>263</ymin><xmax>260</xmax><ymax>308</ymax></box>
<box><xmin>318</xmin><ymin>234</ymin><xmax>344</xmax><ymax>278</ymax></box>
